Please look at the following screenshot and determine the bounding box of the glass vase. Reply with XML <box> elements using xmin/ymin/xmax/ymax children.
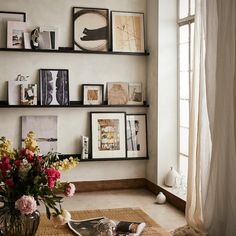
<box><xmin>0</xmin><ymin>204</ymin><xmax>40</xmax><ymax>236</ymax></box>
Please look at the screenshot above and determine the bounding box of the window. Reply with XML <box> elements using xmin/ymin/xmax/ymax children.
<box><xmin>178</xmin><ymin>0</ymin><xmax>195</xmax><ymax>184</ymax></box>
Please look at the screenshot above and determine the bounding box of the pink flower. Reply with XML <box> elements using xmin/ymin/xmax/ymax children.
<box><xmin>15</xmin><ymin>195</ymin><xmax>37</xmax><ymax>215</ymax></box>
<box><xmin>45</xmin><ymin>168</ymin><xmax>60</xmax><ymax>189</ymax></box>
<box><xmin>14</xmin><ymin>159</ymin><xmax>21</xmax><ymax>167</ymax></box>
<box><xmin>0</xmin><ymin>156</ymin><xmax>11</xmax><ymax>171</ymax></box>
<box><xmin>25</xmin><ymin>149</ymin><xmax>34</xmax><ymax>162</ymax></box>
<box><xmin>5</xmin><ymin>178</ymin><xmax>14</xmax><ymax>187</ymax></box>
<box><xmin>64</xmin><ymin>183</ymin><xmax>76</xmax><ymax>197</ymax></box>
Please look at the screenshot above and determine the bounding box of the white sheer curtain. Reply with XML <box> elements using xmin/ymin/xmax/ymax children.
<box><xmin>174</xmin><ymin>0</ymin><xmax>236</xmax><ymax>235</ymax></box>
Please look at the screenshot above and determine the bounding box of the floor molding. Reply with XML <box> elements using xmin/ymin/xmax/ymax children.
<box><xmin>72</xmin><ymin>178</ymin><xmax>186</xmax><ymax>213</ymax></box>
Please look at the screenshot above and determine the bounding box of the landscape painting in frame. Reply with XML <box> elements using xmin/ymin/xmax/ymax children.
<box><xmin>91</xmin><ymin>112</ymin><xmax>127</xmax><ymax>158</ymax></box>
<box><xmin>40</xmin><ymin>69</ymin><xmax>69</xmax><ymax>106</ymax></box>
<box><xmin>126</xmin><ymin>114</ymin><xmax>147</xmax><ymax>158</ymax></box>
<box><xmin>111</xmin><ymin>11</ymin><xmax>145</xmax><ymax>53</ymax></box>
<box><xmin>21</xmin><ymin>116</ymin><xmax>58</xmax><ymax>154</ymax></box>
<box><xmin>73</xmin><ymin>7</ymin><xmax>109</xmax><ymax>51</ymax></box>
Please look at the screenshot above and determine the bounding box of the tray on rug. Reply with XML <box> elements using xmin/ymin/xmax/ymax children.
<box><xmin>36</xmin><ymin>207</ymin><xmax>171</xmax><ymax>236</ymax></box>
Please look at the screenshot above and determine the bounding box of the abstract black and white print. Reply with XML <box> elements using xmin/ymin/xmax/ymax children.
<box><xmin>40</xmin><ymin>69</ymin><xmax>69</xmax><ymax>106</ymax></box>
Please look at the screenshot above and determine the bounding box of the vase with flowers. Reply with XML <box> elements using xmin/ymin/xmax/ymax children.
<box><xmin>0</xmin><ymin>131</ymin><xmax>79</xmax><ymax>236</ymax></box>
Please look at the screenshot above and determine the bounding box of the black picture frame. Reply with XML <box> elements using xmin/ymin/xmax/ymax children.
<box><xmin>0</xmin><ymin>11</ymin><xmax>26</xmax><ymax>48</ymax></box>
<box><xmin>73</xmin><ymin>7</ymin><xmax>109</xmax><ymax>51</ymax></box>
<box><xmin>82</xmin><ymin>84</ymin><xmax>104</xmax><ymax>105</ymax></box>
<box><xmin>126</xmin><ymin>114</ymin><xmax>148</xmax><ymax>158</ymax></box>
<box><xmin>39</xmin><ymin>69</ymin><xmax>70</xmax><ymax>106</ymax></box>
<box><xmin>90</xmin><ymin>112</ymin><xmax>127</xmax><ymax>159</ymax></box>
<box><xmin>111</xmin><ymin>11</ymin><xmax>145</xmax><ymax>53</ymax></box>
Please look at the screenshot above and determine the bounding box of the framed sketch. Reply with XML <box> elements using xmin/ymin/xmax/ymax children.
<box><xmin>21</xmin><ymin>116</ymin><xmax>58</xmax><ymax>155</ymax></box>
<box><xmin>107</xmin><ymin>82</ymin><xmax>129</xmax><ymax>105</ymax></box>
<box><xmin>128</xmin><ymin>83</ymin><xmax>143</xmax><ymax>105</ymax></box>
<box><xmin>20</xmin><ymin>84</ymin><xmax>37</xmax><ymax>105</ymax></box>
<box><xmin>90</xmin><ymin>112</ymin><xmax>127</xmax><ymax>159</ymax></box>
<box><xmin>7</xmin><ymin>21</ymin><xmax>28</xmax><ymax>48</ymax></box>
<box><xmin>39</xmin><ymin>69</ymin><xmax>69</xmax><ymax>106</ymax></box>
<box><xmin>126</xmin><ymin>114</ymin><xmax>147</xmax><ymax>158</ymax></box>
<box><xmin>82</xmin><ymin>84</ymin><xmax>104</xmax><ymax>105</ymax></box>
<box><xmin>73</xmin><ymin>7</ymin><xmax>109</xmax><ymax>51</ymax></box>
<box><xmin>0</xmin><ymin>11</ymin><xmax>26</xmax><ymax>48</ymax></box>
<box><xmin>111</xmin><ymin>11</ymin><xmax>145</xmax><ymax>53</ymax></box>
<box><xmin>39</xmin><ymin>26</ymin><xmax>59</xmax><ymax>50</ymax></box>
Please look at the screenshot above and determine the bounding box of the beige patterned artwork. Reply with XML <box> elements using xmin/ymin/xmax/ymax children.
<box><xmin>107</xmin><ymin>82</ymin><xmax>129</xmax><ymax>105</ymax></box>
<box><xmin>112</xmin><ymin>12</ymin><xmax>144</xmax><ymax>52</ymax></box>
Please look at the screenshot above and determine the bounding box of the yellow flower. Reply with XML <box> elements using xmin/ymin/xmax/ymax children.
<box><xmin>0</xmin><ymin>137</ymin><xmax>15</xmax><ymax>158</ymax></box>
<box><xmin>24</xmin><ymin>131</ymin><xmax>39</xmax><ymax>153</ymax></box>
<box><xmin>55</xmin><ymin>157</ymin><xmax>79</xmax><ymax>171</ymax></box>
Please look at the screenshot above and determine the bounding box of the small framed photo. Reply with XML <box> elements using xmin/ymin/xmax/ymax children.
<box><xmin>126</xmin><ymin>114</ymin><xmax>148</xmax><ymax>158</ymax></box>
<box><xmin>107</xmin><ymin>82</ymin><xmax>129</xmax><ymax>105</ymax></box>
<box><xmin>39</xmin><ymin>69</ymin><xmax>69</xmax><ymax>106</ymax></box>
<box><xmin>0</xmin><ymin>11</ymin><xmax>26</xmax><ymax>48</ymax></box>
<box><xmin>82</xmin><ymin>84</ymin><xmax>104</xmax><ymax>105</ymax></box>
<box><xmin>20</xmin><ymin>84</ymin><xmax>37</xmax><ymax>106</ymax></box>
<box><xmin>111</xmin><ymin>11</ymin><xmax>145</xmax><ymax>53</ymax></box>
<box><xmin>7</xmin><ymin>21</ymin><xmax>28</xmax><ymax>48</ymax></box>
<box><xmin>128</xmin><ymin>83</ymin><xmax>143</xmax><ymax>105</ymax></box>
<box><xmin>73</xmin><ymin>7</ymin><xmax>109</xmax><ymax>51</ymax></box>
<box><xmin>90</xmin><ymin>112</ymin><xmax>127</xmax><ymax>159</ymax></box>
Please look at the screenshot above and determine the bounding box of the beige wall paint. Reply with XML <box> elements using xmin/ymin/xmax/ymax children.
<box><xmin>0</xmin><ymin>0</ymin><xmax>148</xmax><ymax>181</ymax></box>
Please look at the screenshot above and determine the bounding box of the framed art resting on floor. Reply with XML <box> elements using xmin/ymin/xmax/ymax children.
<box><xmin>90</xmin><ymin>112</ymin><xmax>127</xmax><ymax>159</ymax></box>
<box><xmin>73</xmin><ymin>7</ymin><xmax>109</xmax><ymax>51</ymax></box>
<box><xmin>111</xmin><ymin>11</ymin><xmax>145</xmax><ymax>53</ymax></box>
<box><xmin>0</xmin><ymin>11</ymin><xmax>26</xmax><ymax>48</ymax></box>
<box><xmin>126</xmin><ymin>114</ymin><xmax>147</xmax><ymax>158</ymax></box>
<box><xmin>39</xmin><ymin>69</ymin><xmax>69</xmax><ymax>106</ymax></box>
<box><xmin>82</xmin><ymin>84</ymin><xmax>104</xmax><ymax>105</ymax></box>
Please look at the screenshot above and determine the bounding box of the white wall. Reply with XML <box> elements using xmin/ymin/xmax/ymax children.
<box><xmin>0</xmin><ymin>0</ymin><xmax>148</xmax><ymax>181</ymax></box>
<box><xmin>157</xmin><ymin>0</ymin><xmax>178</xmax><ymax>185</ymax></box>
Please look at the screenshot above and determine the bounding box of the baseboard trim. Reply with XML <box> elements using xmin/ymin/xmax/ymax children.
<box><xmin>72</xmin><ymin>178</ymin><xmax>146</xmax><ymax>192</ymax></box>
<box><xmin>71</xmin><ymin>178</ymin><xmax>186</xmax><ymax>213</ymax></box>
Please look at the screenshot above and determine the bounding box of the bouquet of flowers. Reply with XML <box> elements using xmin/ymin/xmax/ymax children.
<box><xmin>0</xmin><ymin>131</ymin><xmax>79</xmax><ymax>227</ymax></box>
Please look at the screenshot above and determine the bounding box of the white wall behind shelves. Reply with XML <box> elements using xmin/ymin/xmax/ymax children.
<box><xmin>0</xmin><ymin>0</ymin><xmax>151</xmax><ymax>182</ymax></box>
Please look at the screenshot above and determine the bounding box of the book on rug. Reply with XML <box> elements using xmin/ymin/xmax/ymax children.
<box><xmin>68</xmin><ymin>217</ymin><xmax>146</xmax><ymax>236</ymax></box>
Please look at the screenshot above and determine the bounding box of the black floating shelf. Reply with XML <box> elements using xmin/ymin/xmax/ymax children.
<box><xmin>0</xmin><ymin>101</ymin><xmax>149</xmax><ymax>108</ymax></box>
<box><xmin>0</xmin><ymin>48</ymin><xmax>150</xmax><ymax>56</ymax></box>
<box><xmin>59</xmin><ymin>154</ymin><xmax>149</xmax><ymax>162</ymax></box>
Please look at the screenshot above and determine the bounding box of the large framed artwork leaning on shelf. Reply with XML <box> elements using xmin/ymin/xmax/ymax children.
<box><xmin>0</xmin><ymin>11</ymin><xmax>26</xmax><ymax>48</ymax></box>
<box><xmin>39</xmin><ymin>69</ymin><xmax>70</xmax><ymax>106</ymax></box>
<box><xmin>111</xmin><ymin>11</ymin><xmax>145</xmax><ymax>53</ymax></box>
<box><xmin>73</xmin><ymin>7</ymin><xmax>109</xmax><ymax>51</ymax></box>
<box><xmin>90</xmin><ymin>112</ymin><xmax>127</xmax><ymax>159</ymax></box>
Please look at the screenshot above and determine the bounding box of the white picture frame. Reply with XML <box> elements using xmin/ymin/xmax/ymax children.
<box><xmin>128</xmin><ymin>83</ymin><xmax>143</xmax><ymax>105</ymax></box>
<box><xmin>7</xmin><ymin>21</ymin><xmax>28</xmax><ymax>48</ymax></box>
<box><xmin>91</xmin><ymin>112</ymin><xmax>127</xmax><ymax>159</ymax></box>
<box><xmin>126</xmin><ymin>114</ymin><xmax>148</xmax><ymax>158</ymax></box>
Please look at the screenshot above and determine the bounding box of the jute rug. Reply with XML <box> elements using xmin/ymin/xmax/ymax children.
<box><xmin>36</xmin><ymin>207</ymin><xmax>171</xmax><ymax>236</ymax></box>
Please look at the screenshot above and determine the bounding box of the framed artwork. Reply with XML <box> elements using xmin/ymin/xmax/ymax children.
<box><xmin>20</xmin><ymin>84</ymin><xmax>37</xmax><ymax>105</ymax></box>
<box><xmin>7</xmin><ymin>21</ymin><xmax>28</xmax><ymax>48</ymax></box>
<box><xmin>0</xmin><ymin>11</ymin><xmax>26</xmax><ymax>48</ymax></box>
<box><xmin>128</xmin><ymin>83</ymin><xmax>143</xmax><ymax>105</ymax></box>
<box><xmin>82</xmin><ymin>84</ymin><xmax>104</xmax><ymax>105</ymax></box>
<box><xmin>38</xmin><ymin>26</ymin><xmax>59</xmax><ymax>50</ymax></box>
<box><xmin>107</xmin><ymin>82</ymin><xmax>129</xmax><ymax>105</ymax></box>
<box><xmin>126</xmin><ymin>114</ymin><xmax>148</xmax><ymax>158</ymax></box>
<box><xmin>90</xmin><ymin>112</ymin><xmax>127</xmax><ymax>159</ymax></box>
<box><xmin>73</xmin><ymin>7</ymin><xmax>109</xmax><ymax>51</ymax></box>
<box><xmin>39</xmin><ymin>69</ymin><xmax>69</xmax><ymax>106</ymax></box>
<box><xmin>111</xmin><ymin>11</ymin><xmax>145</xmax><ymax>53</ymax></box>
<box><xmin>21</xmin><ymin>116</ymin><xmax>58</xmax><ymax>155</ymax></box>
